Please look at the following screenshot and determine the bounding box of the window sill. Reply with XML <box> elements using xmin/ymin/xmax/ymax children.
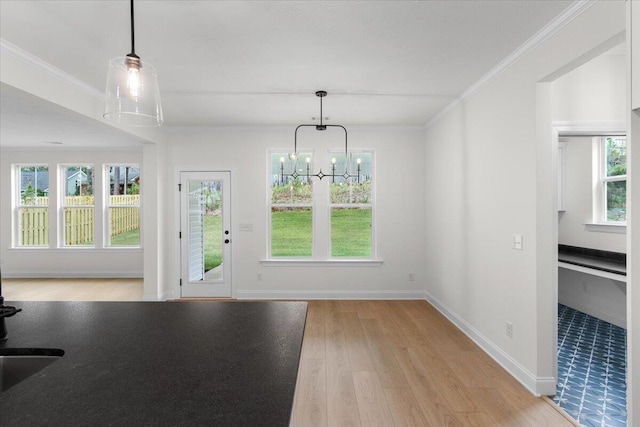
<box><xmin>8</xmin><ymin>247</ymin><xmax>143</xmax><ymax>252</ymax></box>
<box><xmin>584</xmin><ymin>223</ymin><xmax>626</xmax><ymax>234</ymax></box>
<box><xmin>260</xmin><ymin>259</ymin><xmax>384</xmax><ymax>267</ymax></box>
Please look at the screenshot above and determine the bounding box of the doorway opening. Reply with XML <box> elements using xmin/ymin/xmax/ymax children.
<box><xmin>547</xmin><ymin>41</ymin><xmax>628</xmax><ymax>425</ymax></box>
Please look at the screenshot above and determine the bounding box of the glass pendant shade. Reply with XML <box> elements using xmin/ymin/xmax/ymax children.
<box><xmin>104</xmin><ymin>55</ymin><xmax>163</xmax><ymax>127</ymax></box>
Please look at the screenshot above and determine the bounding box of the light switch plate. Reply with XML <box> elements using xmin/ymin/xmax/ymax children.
<box><xmin>513</xmin><ymin>234</ymin><xmax>523</xmax><ymax>250</ymax></box>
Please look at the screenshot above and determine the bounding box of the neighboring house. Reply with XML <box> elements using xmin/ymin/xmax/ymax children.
<box><xmin>19</xmin><ymin>169</ymin><xmax>88</xmax><ymax>196</ymax></box>
<box><xmin>20</xmin><ymin>170</ymin><xmax>49</xmax><ymax>196</ymax></box>
<box><xmin>65</xmin><ymin>169</ymin><xmax>88</xmax><ymax>196</ymax></box>
<box><xmin>110</xmin><ymin>167</ymin><xmax>140</xmax><ymax>195</ymax></box>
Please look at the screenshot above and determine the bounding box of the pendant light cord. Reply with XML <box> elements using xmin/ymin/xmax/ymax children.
<box><xmin>130</xmin><ymin>0</ymin><xmax>136</xmax><ymax>56</ymax></box>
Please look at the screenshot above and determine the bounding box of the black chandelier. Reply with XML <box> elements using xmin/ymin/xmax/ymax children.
<box><xmin>280</xmin><ymin>91</ymin><xmax>361</xmax><ymax>183</ymax></box>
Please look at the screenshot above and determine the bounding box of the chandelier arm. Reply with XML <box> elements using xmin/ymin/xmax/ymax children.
<box><xmin>325</xmin><ymin>125</ymin><xmax>349</xmax><ymax>163</ymax></box>
<box><xmin>294</xmin><ymin>124</ymin><xmax>317</xmax><ymax>156</ymax></box>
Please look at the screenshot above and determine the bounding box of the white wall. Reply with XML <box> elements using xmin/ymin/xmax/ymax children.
<box><xmin>423</xmin><ymin>1</ymin><xmax>625</xmax><ymax>396</ymax></box>
<box><xmin>558</xmin><ymin>268</ymin><xmax>626</xmax><ymax>328</ymax></box>
<box><xmin>159</xmin><ymin>126</ymin><xmax>426</xmax><ymax>301</ymax></box>
<box><xmin>0</xmin><ymin>148</ymin><xmax>144</xmax><ymax>277</ymax></box>
<box><xmin>552</xmin><ymin>48</ymin><xmax>627</xmax><ymax>123</ymax></box>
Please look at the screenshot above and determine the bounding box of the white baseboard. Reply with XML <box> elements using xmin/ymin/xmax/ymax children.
<box><xmin>2</xmin><ymin>270</ymin><xmax>143</xmax><ymax>279</ymax></box>
<box><xmin>558</xmin><ymin>293</ymin><xmax>626</xmax><ymax>329</ymax></box>
<box><xmin>424</xmin><ymin>290</ymin><xmax>556</xmax><ymax>396</ymax></box>
<box><xmin>235</xmin><ymin>289</ymin><xmax>428</xmax><ymax>300</ymax></box>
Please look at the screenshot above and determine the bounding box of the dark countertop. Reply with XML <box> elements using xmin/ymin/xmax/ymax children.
<box><xmin>0</xmin><ymin>301</ymin><xmax>307</xmax><ymax>426</ymax></box>
<box><xmin>558</xmin><ymin>244</ymin><xmax>626</xmax><ymax>276</ymax></box>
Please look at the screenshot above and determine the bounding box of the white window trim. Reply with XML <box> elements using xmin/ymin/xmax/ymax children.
<box><xmin>327</xmin><ymin>149</ymin><xmax>376</xmax><ymax>260</ymax></box>
<box><xmin>59</xmin><ymin>164</ymin><xmax>96</xmax><ymax>248</ymax></box>
<box><xmin>266</xmin><ymin>148</ymin><xmax>378</xmax><ymax>262</ymax></box>
<box><xmin>267</xmin><ymin>149</ymin><xmax>316</xmax><ymax>259</ymax></box>
<box><xmin>13</xmin><ymin>164</ymin><xmax>50</xmax><ymax>248</ymax></box>
<box><xmin>260</xmin><ymin>259</ymin><xmax>383</xmax><ymax>266</ymax></box>
<box><xmin>104</xmin><ymin>164</ymin><xmax>142</xmax><ymax>248</ymax></box>
<box><xmin>590</xmin><ymin>136</ymin><xmax>626</xmax><ymax>231</ymax></box>
<box><xmin>583</xmin><ymin>223</ymin><xmax>626</xmax><ymax>234</ymax></box>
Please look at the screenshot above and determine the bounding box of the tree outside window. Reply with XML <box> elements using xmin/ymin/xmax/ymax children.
<box><xmin>16</xmin><ymin>165</ymin><xmax>49</xmax><ymax>246</ymax></box>
<box><xmin>107</xmin><ymin>165</ymin><xmax>141</xmax><ymax>246</ymax></box>
<box><xmin>62</xmin><ymin>165</ymin><xmax>94</xmax><ymax>246</ymax></box>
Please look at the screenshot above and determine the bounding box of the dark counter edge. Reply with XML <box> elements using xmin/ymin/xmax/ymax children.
<box><xmin>558</xmin><ymin>244</ymin><xmax>626</xmax><ymax>276</ymax></box>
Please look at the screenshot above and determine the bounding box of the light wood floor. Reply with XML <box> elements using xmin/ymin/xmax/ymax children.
<box><xmin>2</xmin><ymin>278</ymin><xmax>144</xmax><ymax>301</ymax></box>
<box><xmin>2</xmin><ymin>280</ymin><xmax>575</xmax><ymax>426</ymax></box>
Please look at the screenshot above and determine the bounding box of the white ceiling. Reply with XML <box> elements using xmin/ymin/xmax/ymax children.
<box><xmin>0</xmin><ymin>0</ymin><xmax>574</xmax><ymax>146</ymax></box>
<box><xmin>0</xmin><ymin>83</ymin><xmax>146</xmax><ymax>148</ymax></box>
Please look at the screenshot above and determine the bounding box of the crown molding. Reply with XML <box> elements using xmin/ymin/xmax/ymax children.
<box><xmin>552</xmin><ymin>121</ymin><xmax>626</xmax><ymax>135</ymax></box>
<box><xmin>0</xmin><ymin>38</ymin><xmax>104</xmax><ymax>101</ymax></box>
<box><xmin>425</xmin><ymin>0</ymin><xmax>598</xmax><ymax>129</ymax></box>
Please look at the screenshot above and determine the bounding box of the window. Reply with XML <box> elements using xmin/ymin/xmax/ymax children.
<box><xmin>268</xmin><ymin>150</ymin><xmax>374</xmax><ymax>259</ymax></box>
<box><xmin>595</xmin><ymin>137</ymin><xmax>626</xmax><ymax>223</ymax></box>
<box><xmin>62</xmin><ymin>165</ymin><xmax>94</xmax><ymax>246</ymax></box>
<box><xmin>106</xmin><ymin>165</ymin><xmax>141</xmax><ymax>246</ymax></box>
<box><xmin>270</xmin><ymin>152</ymin><xmax>314</xmax><ymax>257</ymax></box>
<box><xmin>329</xmin><ymin>152</ymin><xmax>373</xmax><ymax>257</ymax></box>
<box><xmin>16</xmin><ymin>165</ymin><xmax>49</xmax><ymax>246</ymax></box>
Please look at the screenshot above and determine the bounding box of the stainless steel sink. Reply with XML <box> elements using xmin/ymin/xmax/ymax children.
<box><xmin>0</xmin><ymin>349</ymin><xmax>64</xmax><ymax>392</ymax></box>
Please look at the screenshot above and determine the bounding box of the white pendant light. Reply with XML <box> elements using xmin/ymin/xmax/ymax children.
<box><xmin>104</xmin><ymin>0</ymin><xmax>163</xmax><ymax>127</ymax></box>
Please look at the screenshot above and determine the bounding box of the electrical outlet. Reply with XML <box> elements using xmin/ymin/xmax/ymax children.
<box><xmin>257</xmin><ymin>273</ymin><xmax>262</xmax><ymax>281</ymax></box>
<box><xmin>506</xmin><ymin>321</ymin><xmax>513</xmax><ymax>338</ymax></box>
<box><xmin>408</xmin><ymin>273</ymin><xmax>415</xmax><ymax>282</ymax></box>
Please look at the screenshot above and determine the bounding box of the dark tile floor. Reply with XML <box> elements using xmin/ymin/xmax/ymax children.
<box><xmin>554</xmin><ymin>304</ymin><xmax>627</xmax><ymax>427</ymax></box>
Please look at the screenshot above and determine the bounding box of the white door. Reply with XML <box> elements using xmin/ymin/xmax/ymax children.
<box><xmin>180</xmin><ymin>171</ymin><xmax>231</xmax><ymax>297</ymax></box>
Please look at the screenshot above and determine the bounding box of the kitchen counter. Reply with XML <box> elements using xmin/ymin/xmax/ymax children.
<box><xmin>558</xmin><ymin>244</ymin><xmax>626</xmax><ymax>276</ymax></box>
<box><xmin>0</xmin><ymin>300</ymin><xmax>307</xmax><ymax>426</ymax></box>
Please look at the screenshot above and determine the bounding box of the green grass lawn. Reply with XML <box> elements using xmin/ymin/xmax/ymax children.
<box><xmin>331</xmin><ymin>208</ymin><xmax>371</xmax><ymax>257</ymax></box>
<box><xmin>109</xmin><ymin>208</ymin><xmax>370</xmax><ymax>266</ymax></box>
<box><xmin>110</xmin><ymin>228</ymin><xmax>140</xmax><ymax>246</ymax></box>
<box><xmin>271</xmin><ymin>208</ymin><xmax>371</xmax><ymax>257</ymax></box>
<box><xmin>271</xmin><ymin>208</ymin><xmax>313</xmax><ymax>256</ymax></box>
<box><xmin>109</xmin><ymin>218</ymin><xmax>223</xmax><ymax>271</ymax></box>
<box><xmin>204</xmin><ymin>215</ymin><xmax>222</xmax><ymax>271</ymax></box>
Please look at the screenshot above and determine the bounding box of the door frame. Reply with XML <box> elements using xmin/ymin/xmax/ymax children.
<box><xmin>174</xmin><ymin>168</ymin><xmax>234</xmax><ymax>299</ymax></box>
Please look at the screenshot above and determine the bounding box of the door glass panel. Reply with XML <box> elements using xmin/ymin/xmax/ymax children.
<box><xmin>188</xmin><ymin>179</ymin><xmax>224</xmax><ymax>282</ymax></box>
